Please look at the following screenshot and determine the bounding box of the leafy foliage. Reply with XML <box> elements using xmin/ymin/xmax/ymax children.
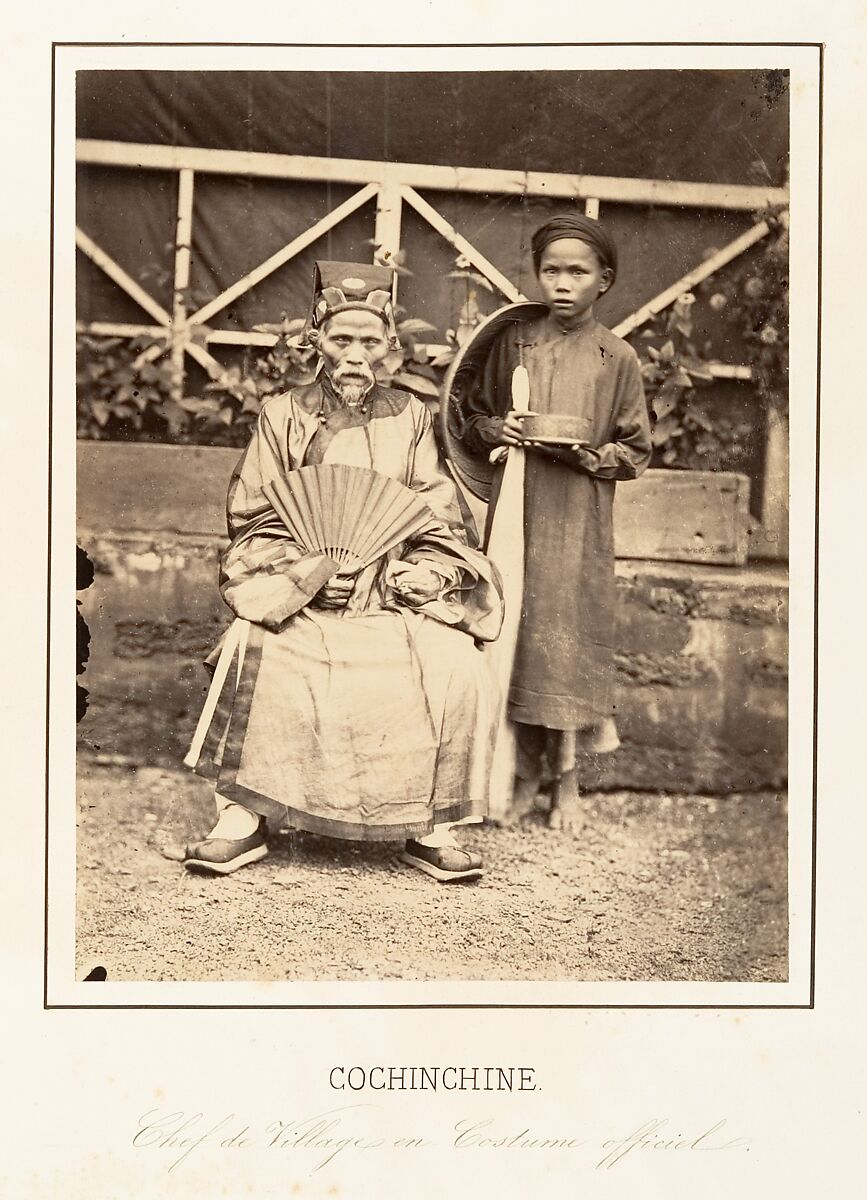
<box><xmin>627</xmin><ymin>209</ymin><xmax>788</xmax><ymax>469</ymax></box>
<box><xmin>76</xmin><ymin>335</ymin><xmax>177</xmax><ymax>441</ymax></box>
<box><xmin>76</xmin><ymin>250</ymin><xmax>498</xmax><ymax>445</ymax></box>
<box><xmin>700</xmin><ymin>209</ymin><xmax>789</xmax><ymax>420</ymax></box>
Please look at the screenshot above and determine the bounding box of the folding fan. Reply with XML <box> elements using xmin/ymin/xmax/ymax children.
<box><xmin>263</xmin><ymin>464</ymin><xmax>434</xmax><ymax>575</ymax></box>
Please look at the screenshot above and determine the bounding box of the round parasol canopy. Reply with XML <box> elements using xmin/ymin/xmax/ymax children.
<box><xmin>439</xmin><ymin>301</ymin><xmax>549</xmax><ymax>502</ymax></box>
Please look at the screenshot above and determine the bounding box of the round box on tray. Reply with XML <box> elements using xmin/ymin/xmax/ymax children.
<box><xmin>520</xmin><ymin>414</ymin><xmax>590</xmax><ymax>445</ymax></box>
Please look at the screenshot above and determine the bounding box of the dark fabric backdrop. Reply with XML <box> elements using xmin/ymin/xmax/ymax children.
<box><xmin>76</xmin><ymin>69</ymin><xmax>788</xmax><ymax>183</ymax></box>
<box><xmin>76</xmin><ymin>69</ymin><xmax>788</xmax><ymax>334</ymax></box>
<box><xmin>75</xmin><ymin>69</ymin><xmax>787</xmax><ymax>501</ymax></box>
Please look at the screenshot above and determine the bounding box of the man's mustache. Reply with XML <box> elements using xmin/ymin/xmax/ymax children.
<box><xmin>333</xmin><ymin>362</ymin><xmax>375</xmax><ymax>383</ymax></box>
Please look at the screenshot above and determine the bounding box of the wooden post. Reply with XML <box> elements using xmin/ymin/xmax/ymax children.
<box><xmin>760</xmin><ymin>406</ymin><xmax>789</xmax><ymax>560</ymax></box>
<box><xmin>170</xmin><ymin>168</ymin><xmax>195</xmax><ymax>402</ymax></box>
<box><xmin>374</xmin><ymin>182</ymin><xmax>403</xmax><ymax>297</ymax></box>
<box><xmin>75</xmin><ymin>139</ymin><xmax>783</xmax><ymax>436</ymax></box>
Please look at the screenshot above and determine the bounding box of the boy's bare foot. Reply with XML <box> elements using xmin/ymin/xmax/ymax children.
<box><xmin>548</xmin><ymin>770</ymin><xmax>585</xmax><ymax>837</ymax></box>
<box><xmin>499</xmin><ymin>776</ymin><xmax>540</xmax><ymax>826</ymax></box>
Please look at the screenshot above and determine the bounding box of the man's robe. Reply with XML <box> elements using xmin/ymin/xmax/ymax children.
<box><xmin>187</xmin><ymin>380</ymin><xmax>504</xmax><ymax>841</ymax></box>
<box><xmin>461</xmin><ymin>314</ymin><xmax>652</xmax><ymax>740</ymax></box>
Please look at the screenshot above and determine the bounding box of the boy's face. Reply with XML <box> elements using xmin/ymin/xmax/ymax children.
<box><xmin>536</xmin><ymin>237</ymin><xmax>613</xmax><ymax>322</ymax></box>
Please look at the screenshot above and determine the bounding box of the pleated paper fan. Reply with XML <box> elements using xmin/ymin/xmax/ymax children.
<box><xmin>263</xmin><ymin>464</ymin><xmax>434</xmax><ymax>574</ymax></box>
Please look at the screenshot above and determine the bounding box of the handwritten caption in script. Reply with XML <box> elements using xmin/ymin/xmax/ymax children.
<box><xmin>132</xmin><ymin>1106</ymin><xmax>749</xmax><ymax>1174</ymax></box>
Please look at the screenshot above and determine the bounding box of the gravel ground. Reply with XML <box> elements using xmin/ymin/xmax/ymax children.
<box><xmin>75</xmin><ymin>762</ymin><xmax>788</xmax><ymax>983</ymax></box>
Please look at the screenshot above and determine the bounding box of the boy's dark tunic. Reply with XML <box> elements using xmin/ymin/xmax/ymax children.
<box><xmin>463</xmin><ymin>312</ymin><xmax>652</xmax><ymax>738</ymax></box>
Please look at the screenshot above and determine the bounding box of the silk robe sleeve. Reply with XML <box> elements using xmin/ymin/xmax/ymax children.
<box><xmin>219</xmin><ymin>406</ymin><xmax>335</xmax><ymax>631</ymax></box>
<box><xmin>389</xmin><ymin>404</ymin><xmax>505</xmax><ymax>643</ymax></box>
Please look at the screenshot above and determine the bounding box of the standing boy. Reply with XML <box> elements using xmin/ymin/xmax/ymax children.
<box><xmin>461</xmin><ymin>214</ymin><xmax>652</xmax><ymax>828</ymax></box>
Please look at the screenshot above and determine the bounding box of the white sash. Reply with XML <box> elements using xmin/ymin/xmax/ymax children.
<box><xmin>183</xmin><ymin>618</ymin><xmax>250</xmax><ymax>769</ymax></box>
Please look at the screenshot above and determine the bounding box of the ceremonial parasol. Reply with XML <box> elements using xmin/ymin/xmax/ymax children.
<box><xmin>439</xmin><ymin>301</ymin><xmax>548</xmax><ymax>502</ymax></box>
<box><xmin>440</xmin><ymin>301</ymin><xmax>548</xmax><ymax>819</ymax></box>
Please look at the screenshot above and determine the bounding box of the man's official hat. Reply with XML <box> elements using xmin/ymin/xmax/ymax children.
<box><xmin>306</xmin><ymin>261</ymin><xmax>400</xmax><ymax>350</ymax></box>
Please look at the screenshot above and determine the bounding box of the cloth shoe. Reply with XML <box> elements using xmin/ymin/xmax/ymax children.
<box><xmin>401</xmin><ymin>839</ymin><xmax>483</xmax><ymax>882</ymax></box>
<box><xmin>183</xmin><ymin>816</ymin><xmax>269</xmax><ymax>875</ymax></box>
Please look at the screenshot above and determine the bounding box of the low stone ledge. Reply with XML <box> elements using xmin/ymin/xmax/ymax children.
<box><xmin>76</xmin><ymin>530</ymin><xmax>788</xmax><ymax>793</ymax></box>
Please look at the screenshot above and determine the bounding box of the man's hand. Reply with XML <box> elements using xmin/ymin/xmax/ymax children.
<box><xmin>387</xmin><ymin>563</ymin><xmax>443</xmax><ymax>606</ymax></box>
<box><xmin>495</xmin><ymin>408</ymin><xmax>541</xmax><ymax>447</ymax></box>
<box><xmin>312</xmin><ymin>575</ymin><xmax>355</xmax><ymax>610</ymax></box>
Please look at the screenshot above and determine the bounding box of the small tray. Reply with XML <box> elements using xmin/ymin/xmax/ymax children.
<box><xmin>521</xmin><ymin>434</ymin><xmax>590</xmax><ymax>447</ymax></box>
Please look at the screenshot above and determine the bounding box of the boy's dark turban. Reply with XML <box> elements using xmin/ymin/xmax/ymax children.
<box><xmin>530</xmin><ymin>214</ymin><xmax>619</xmax><ymax>279</ymax></box>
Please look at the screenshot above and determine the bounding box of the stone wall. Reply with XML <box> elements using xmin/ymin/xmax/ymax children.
<box><xmin>77</xmin><ymin>444</ymin><xmax>787</xmax><ymax>792</ymax></box>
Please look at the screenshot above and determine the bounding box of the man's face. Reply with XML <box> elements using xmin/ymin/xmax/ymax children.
<box><xmin>318</xmin><ymin>309</ymin><xmax>390</xmax><ymax>401</ymax></box>
<box><xmin>537</xmin><ymin>238</ymin><xmax>612</xmax><ymax>322</ymax></box>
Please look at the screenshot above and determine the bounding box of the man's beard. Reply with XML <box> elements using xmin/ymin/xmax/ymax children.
<box><xmin>330</xmin><ymin>363</ymin><xmax>375</xmax><ymax>407</ymax></box>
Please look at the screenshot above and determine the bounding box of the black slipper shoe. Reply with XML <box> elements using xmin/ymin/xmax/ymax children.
<box><xmin>401</xmin><ymin>839</ymin><xmax>484</xmax><ymax>882</ymax></box>
<box><xmin>183</xmin><ymin>817</ymin><xmax>268</xmax><ymax>875</ymax></box>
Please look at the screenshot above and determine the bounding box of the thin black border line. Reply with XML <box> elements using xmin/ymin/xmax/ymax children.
<box><xmin>809</xmin><ymin>42</ymin><xmax>824</xmax><ymax>1010</ymax></box>
<box><xmin>47</xmin><ymin>1003</ymin><xmax>814</xmax><ymax>1011</ymax></box>
<box><xmin>45</xmin><ymin>43</ymin><xmax>56</xmax><ymax>1011</ymax></box>
<box><xmin>49</xmin><ymin>43</ymin><xmax>821</xmax><ymax>1011</ymax></box>
<box><xmin>54</xmin><ymin>40</ymin><xmax>823</xmax><ymax>48</ymax></box>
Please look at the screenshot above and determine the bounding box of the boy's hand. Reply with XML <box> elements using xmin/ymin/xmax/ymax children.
<box><xmin>517</xmin><ymin>439</ymin><xmax>599</xmax><ymax>472</ymax></box>
<box><xmin>569</xmin><ymin>443</ymin><xmax>600</xmax><ymax>472</ymax></box>
<box><xmin>496</xmin><ymin>409</ymin><xmax>540</xmax><ymax>446</ymax></box>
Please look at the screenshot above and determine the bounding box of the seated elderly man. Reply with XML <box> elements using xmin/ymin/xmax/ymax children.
<box><xmin>184</xmin><ymin>261</ymin><xmax>503</xmax><ymax>881</ymax></box>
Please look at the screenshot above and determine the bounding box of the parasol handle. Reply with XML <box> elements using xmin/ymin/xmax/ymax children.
<box><xmin>511</xmin><ymin>364</ymin><xmax>530</xmax><ymax>415</ymax></box>
<box><xmin>483</xmin><ymin>364</ymin><xmax>530</xmax><ymax>819</ymax></box>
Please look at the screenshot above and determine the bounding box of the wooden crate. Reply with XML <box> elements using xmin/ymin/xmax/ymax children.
<box><xmin>614</xmin><ymin>469</ymin><xmax>751</xmax><ymax>566</ymax></box>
